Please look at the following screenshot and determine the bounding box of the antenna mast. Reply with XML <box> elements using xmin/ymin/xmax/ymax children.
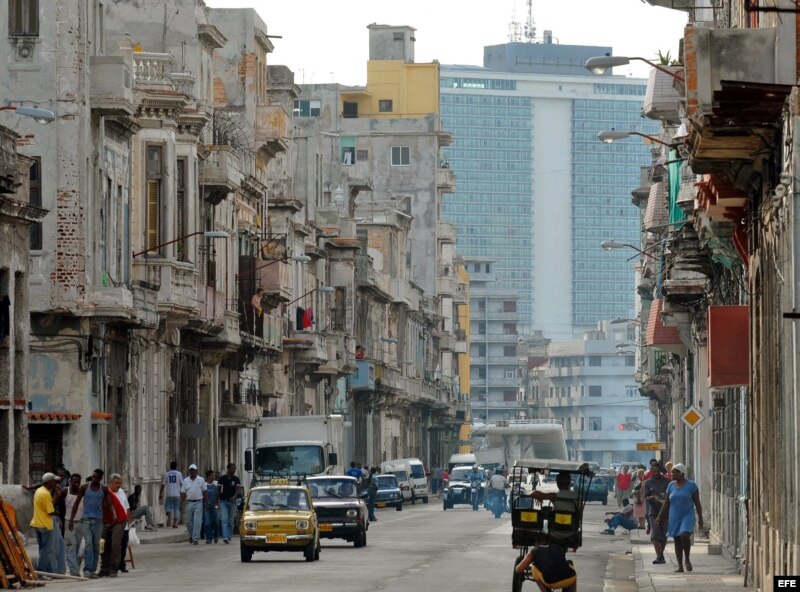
<box><xmin>508</xmin><ymin>4</ymin><xmax>521</xmax><ymax>42</ymax></box>
<box><xmin>524</xmin><ymin>0</ymin><xmax>536</xmax><ymax>43</ymax></box>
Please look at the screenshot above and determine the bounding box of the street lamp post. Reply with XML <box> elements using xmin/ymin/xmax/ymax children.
<box><xmin>236</xmin><ymin>253</ymin><xmax>311</xmax><ymax>279</ymax></box>
<box><xmin>600</xmin><ymin>240</ymin><xmax>657</xmax><ymax>259</ymax></box>
<box><xmin>597</xmin><ymin>130</ymin><xmax>673</xmax><ymax>148</ymax></box>
<box><xmin>0</xmin><ymin>105</ymin><xmax>56</xmax><ymax>124</ymax></box>
<box><xmin>282</xmin><ymin>285</ymin><xmax>335</xmax><ymax>312</ymax></box>
<box><xmin>133</xmin><ymin>230</ymin><xmax>229</xmax><ymax>258</ymax></box>
<box><xmin>584</xmin><ymin>56</ymin><xmax>684</xmax><ymax>82</ymax></box>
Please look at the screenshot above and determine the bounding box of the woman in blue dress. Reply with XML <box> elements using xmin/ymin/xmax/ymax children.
<box><xmin>655</xmin><ymin>463</ymin><xmax>703</xmax><ymax>572</ymax></box>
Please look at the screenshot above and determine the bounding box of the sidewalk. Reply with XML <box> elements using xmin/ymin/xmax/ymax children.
<box><xmin>24</xmin><ymin>524</ymin><xmax>193</xmax><ymax>568</ymax></box>
<box><xmin>629</xmin><ymin>529</ymin><xmax>751</xmax><ymax>592</ymax></box>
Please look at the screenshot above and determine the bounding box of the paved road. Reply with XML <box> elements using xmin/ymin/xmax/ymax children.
<box><xmin>47</xmin><ymin>500</ymin><xmax>630</xmax><ymax>592</ymax></box>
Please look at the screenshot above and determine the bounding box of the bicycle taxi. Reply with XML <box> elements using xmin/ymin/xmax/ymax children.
<box><xmin>509</xmin><ymin>459</ymin><xmax>595</xmax><ymax>592</ymax></box>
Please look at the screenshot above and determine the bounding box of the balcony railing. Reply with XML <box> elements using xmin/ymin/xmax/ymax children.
<box><xmin>133</xmin><ymin>52</ymin><xmax>174</xmax><ymax>87</ymax></box>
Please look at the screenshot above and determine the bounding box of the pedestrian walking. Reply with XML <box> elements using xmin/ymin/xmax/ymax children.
<box><xmin>644</xmin><ymin>463</ymin><xmax>669</xmax><ymax>564</ymax></box>
<box><xmin>217</xmin><ymin>463</ymin><xmax>242</xmax><ymax>544</ymax></box>
<box><xmin>615</xmin><ymin>466</ymin><xmax>632</xmax><ymax>508</ymax></box>
<box><xmin>656</xmin><ymin>463</ymin><xmax>703</xmax><ymax>573</ymax></box>
<box><xmin>180</xmin><ymin>464</ymin><xmax>207</xmax><ymax>544</ymax></box>
<box><xmin>159</xmin><ymin>461</ymin><xmax>184</xmax><ymax>528</ymax></box>
<box><xmin>61</xmin><ymin>474</ymin><xmax>84</xmax><ymax>576</ymax></box>
<box><xmin>30</xmin><ymin>472</ymin><xmax>59</xmax><ymax>574</ymax></box>
<box><xmin>632</xmin><ymin>468</ymin><xmax>647</xmax><ymax>528</ymax></box>
<box><xmin>204</xmin><ymin>470</ymin><xmax>220</xmax><ymax>544</ymax></box>
<box><xmin>431</xmin><ymin>465</ymin><xmax>442</xmax><ymax>495</ymax></box>
<box><xmin>367</xmin><ymin>467</ymin><xmax>379</xmax><ymax>522</ymax></box>
<box><xmin>346</xmin><ymin>461</ymin><xmax>362</xmax><ymax>480</ymax></box>
<box><xmin>69</xmin><ymin>468</ymin><xmax>107</xmax><ymax>579</ymax></box>
<box><xmin>115</xmin><ymin>480</ymin><xmax>135</xmax><ymax>574</ymax></box>
<box><xmin>98</xmin><ymin>474</ymin><xmax>128</xmax><ymax>578</ymax></box>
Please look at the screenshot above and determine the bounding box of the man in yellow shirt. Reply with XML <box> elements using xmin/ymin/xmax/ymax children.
<box><xmin>30</xmin><ymin>472</ymin><xmax>59</xmax><ymax>573</ymax></box>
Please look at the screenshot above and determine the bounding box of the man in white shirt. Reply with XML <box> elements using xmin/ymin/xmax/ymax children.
<box><xmin>62</xmin><ymin>473</ymin><xmax>84</xmax><ymax>577</ymax></box>
<box><xmin>159</xmin><ymin>461</ymin><xmax>184</xmax><ymax>528</ymax></box>
<box><xmin>180</xmin><ymin>464</ymin><xmax>208</xmax><ymax>545</ymax></box>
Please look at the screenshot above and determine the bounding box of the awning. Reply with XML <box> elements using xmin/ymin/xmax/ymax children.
<box><xmin>91</xmin><ymin>411</ymin><xmax>113</xmax><ymax>424</ymax></box>
<box><xmin>28</xmin><ymin>412</ymin><xmax>82</xmax><ymax>423</ymax></box>
<box><xmin>0</xmin><ymin>399</ymin><xmax>26</xmax><ymax>410</ymax></box>
<box><xmin>708</xmin><ymin>305</ymin><xmax>749</xmax><ymax>388</ymax></box>
<box><xmin>645</xmin><ymin>299</ymin><xmax>684</xmax><ymax>353</ymax></box>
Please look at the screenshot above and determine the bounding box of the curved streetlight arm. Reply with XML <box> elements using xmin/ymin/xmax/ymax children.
<box><xmin>597</xmin><ymin>130</ymin><xmax>673</xmax><ymax>147</ymax></box>
<box><xmin>133</xmin><ymin>230</ymin><xmax>228</xmax><ymax>258</ymax></box>
<box><xmin>584</xmin><ymin>56</ymin><xmax>684</xmax><ymax>82</ymax></box>
<box><xmin>628</xmin><ymin>57</ymin><xmax>685</xmax><ymax>82</ymax></box>
<box><xmin>600</xmin><ymin>240</ymin><xmax>657</xmax><ymax>259</ymax></box>
<box><xmin>282</xmin><ymin>286</ymin><xmax>335</xmax><ymax>311</ymax></box>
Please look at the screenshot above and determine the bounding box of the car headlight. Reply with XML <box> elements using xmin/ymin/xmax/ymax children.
<box><xmin>296</xmin><ymin>520</ymin><xmax>309</xmax><ymax>530</ymax></box>
<box><xmin>244</xmin><ymin>521</ymin><xmax>257</xmax><ymax>531</ymax></box>
<box><xmin>346</xmin><ymin>509</ymin><xmax>358</xmax><ymax>518</ymax></box>
<box><xmin>392</xmin><ymin>493</ymin><xmax>400</xmax><ymax>500</ymax></box>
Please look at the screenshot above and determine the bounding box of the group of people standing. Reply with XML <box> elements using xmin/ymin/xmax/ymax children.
<box><xmin>30</xmin><ymin>467</ymin><xmax>156</xmax><ymax>579</ymax></box>
<box><xmin>603</xmin><ymin>459</ymin><xmax>703</xmax><ymax>573</ymax></box>
<box><xmin>159</xmin><ymin>461</ymin><xmax>243</xmax><ymax>546</ymax></box>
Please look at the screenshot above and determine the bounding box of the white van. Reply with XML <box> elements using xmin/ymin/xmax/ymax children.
<box><xmin>448</xmin><ymin>452</ymin><xmax>477</xmax><ymax>472</ymax></box>
<box><xmin>380</xmin><ymin>463</ymin><xmax>413</xmax><ymax>502</ymax></box>
<box><xmin>382</xmin><ymin>458</ymin><xmax>429</xmax><ymax>504</ymax></box>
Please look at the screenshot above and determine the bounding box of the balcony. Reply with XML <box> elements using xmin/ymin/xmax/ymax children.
<box><xmin>351</xmin><ymin>359</ymin><xmax>376</xmax><ymax>390</ymax></box>
<box><xmin>389</xmin><ymin>279</ymin><xmax>420</xmax><ymax>310</ymax></box>
<box><xmin>286</xmin><ymin>331</ymin><xmax>328</xmax><ymax>367</ymax></box>
<box><xmin>262</xmin><ymin>262</ymin><xmax>292</xmax><ymax>302</ymax></box>
<box><xmin>436</xmin><ymin>167</ymin><xmax>456</xmax><ymax>194</ymax></box>
<box><xmin>220</xmin><ymin>386</ymin><xmax>261</xmax><ymax>427</ymax></box>
<box><xmin>201</xmin><ymin>146</ymin><xmax>241</xmax><ymax>205</ymax></box>
<box><xmin>355</xmin><ymin>254</ymin><xmax>386</xmax><ymax>292</ymax></box>
<box><xmin>683</xmin><ymin>26</ymin><xmax>792</xmax><ymax>174</ymax></box>
<box><xmin>482</xmin><ymin>333</ymin><xmax>520</xmax><ymax>343</ymax></box>
<box><xmin>483</xmin><ymin>310</ymin><xmax>519</xmax><ymax>321</ymax></box>
<box><xmin>190</xmin><ymin>285</ymin><xmax>225</xmax><ymax>336</ymax></box>
<box><xmin>133</xmin><ymin>259</ymin><xmax>199</xmax><ymax>319</ymax></box>
<box><xmin>133</xmin><ymin>52</ymin><xmax>175</xmax><ymax>88</ymax></box>
<box><xmin>438</xmin><ymin>221</ymin><xmax>456</xmax><ymax>244</ymax></box>
<box><xmin>436</xmin><ymin>274</ymin><xmax>457</xmax><ymax>297</ymax></box>
<box><xmin>437</xmin><ymin>331</ymin><xmax>456</xmax><ymax>351</ymax></box>
<box><xmin>90</xmin><ymin>54</ymin><xmax>135</xmax><ymax>116</ymax></box>
<box><xmin>255</xmin><ymin>104</ymin><xmax>290</xmax><ymax>158</ymax></box>
<box><xmin>642</xmin><ymin>67</ymin><xmax>682</xmax><ymax>123</ymax></box>
<box><xmin>131</xmin><ymin>283</ymin><xmax>159</xmax><ymax>329</ymax></box>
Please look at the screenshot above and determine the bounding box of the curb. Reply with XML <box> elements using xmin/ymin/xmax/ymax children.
<box><xmin>139</xmin><ymin>532</ymin><xmax>189</xmax><ymax>545</ymax></box>
<box><xmin>631</xmin><ymin>545</ymin><xmax>655</xmax><ymax>592</ymax></box>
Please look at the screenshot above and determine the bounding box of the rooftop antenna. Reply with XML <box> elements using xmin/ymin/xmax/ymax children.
<box><xmin>508</xmin><ymin>3</ymin><xmax>522</xmax><ymax>42</ymax></box>
<box><xmin>523</xmin><ymin>0</ymin><xmax>536</xmax><ymax>43</ymax></box>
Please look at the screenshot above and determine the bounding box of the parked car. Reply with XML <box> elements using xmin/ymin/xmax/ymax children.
<box><xmin>382</xmin><ymin>467</ymin><xmax>413</xmax><ymax>502</ymax></box>
<box><xmin>374</xmin><ymin>475</ymin><xmax>403</xmax><ymax>511</ymax></box>
<box><xmin>239</xmin><ymin>482</ymin><xmax>320</xmax><ymax>562</ymax></box>
<box><xmin>307</xmin><ymin>476</ymin><xmax>369</xmax><ymax>547</ymax></box>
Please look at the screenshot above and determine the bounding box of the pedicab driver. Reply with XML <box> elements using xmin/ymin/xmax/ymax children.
<box><xmin>515</xmin><ymin>532</ymin><xmax>577</xmax><ymax>592</ymax></box>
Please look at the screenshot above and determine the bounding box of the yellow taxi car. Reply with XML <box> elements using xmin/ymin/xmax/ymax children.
<box><xmin>239</xmin><ymin>482</ymin><xmax>321</xmax><ymax>562</ymax></box>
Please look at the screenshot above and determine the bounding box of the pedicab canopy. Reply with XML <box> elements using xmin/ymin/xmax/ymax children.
<box><xmin>513</xmin><ymin>459</ymin><xmax>593</xmax><ymax>475</ymax></box>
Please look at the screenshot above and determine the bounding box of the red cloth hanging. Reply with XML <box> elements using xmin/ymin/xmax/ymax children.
<box><xmin>303</xmin><ymin>307</ymin><xmax>314</xmax><ymax>329</ymax></box>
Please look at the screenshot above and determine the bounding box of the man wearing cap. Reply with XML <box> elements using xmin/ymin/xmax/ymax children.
<box><xmin>30</xmin><ymin>473</ymin><xmax>59</xmax><ymax>574</ymax></box>
<box><xmin>180</xmin><ymin>464</ymin><xmax>207</xmax><ymax>545</ymax></box>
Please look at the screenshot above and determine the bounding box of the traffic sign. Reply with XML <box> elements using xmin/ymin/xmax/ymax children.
<box><xmin>636</xmin><ymin>442</ymin><xmax>666</xmax><ymax>451</ymax></box>
<box><xmin>681</xmin><ymin>405</ymin><xmax>705</xmax><ymax>429</ymax></box>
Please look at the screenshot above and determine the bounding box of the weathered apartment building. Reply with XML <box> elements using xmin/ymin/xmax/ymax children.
<box><xmin>616</xmin><ymin>0</ymin><xmax>800</xmax><ymax>587</ymax></box>
<box><xmin>0</xmin><ymin>2</ymin><xmax>466</xmax><ymax>504</ymax></box>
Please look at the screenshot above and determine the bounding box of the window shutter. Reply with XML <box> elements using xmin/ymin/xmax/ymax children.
<box><xmin>147</xmin><ymin>179</ymin><xmax>159</xmax><ymax>251</ymax></box>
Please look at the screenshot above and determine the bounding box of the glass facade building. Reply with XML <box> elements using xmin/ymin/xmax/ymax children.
<box><xmin>440</xmin><ymin>58</ymin><xmax>657</xmax><ymax>337</ymax></box>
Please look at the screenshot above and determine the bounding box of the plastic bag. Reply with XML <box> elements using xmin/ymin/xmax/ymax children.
<box><xmin>128</xmin><ymin>525</ymin><xmax>140</xmax><ymax>547</ymax></box>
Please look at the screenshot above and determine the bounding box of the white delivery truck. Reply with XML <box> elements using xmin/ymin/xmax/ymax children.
<box><xmin>448</xmin><ymin>452</ymin><xmax>477</xmax><ymax>472</ymax></box>
<box><xmin>381</xmin><ymin>458</ymin><xmax>428</xmax><ymax>503</ymax></box>
<box><xmin>475</xmin><ymin>447</ymin><xmax>508</xmax><ymax>473</ymax></box>
<box><xmin>244</xmin><ymin>415</ymin><xmax>350</xmax><ymax>486</ymax></box>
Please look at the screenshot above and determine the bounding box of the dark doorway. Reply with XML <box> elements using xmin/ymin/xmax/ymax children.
<box><xmin>29</xmin><ymin>424</ymin><xmax>63</xmax><ymax>482</ymax></box>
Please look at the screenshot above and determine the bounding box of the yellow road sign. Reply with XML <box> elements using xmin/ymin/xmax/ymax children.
<box><xmin>636</xmin><ymin>442</ymin><xmax>666</xmax><ymax>451</ymax></box>
<box><xmin>681</xmin><ymin>405</ymin><xmax>705</xmax><ymax>429</ymax></box>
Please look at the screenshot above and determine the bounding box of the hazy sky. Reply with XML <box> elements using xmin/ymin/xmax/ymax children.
<box><xmin>205</xmin><ymin>0</ymin><xmax>688</xmax><ymax>85</ymax></box>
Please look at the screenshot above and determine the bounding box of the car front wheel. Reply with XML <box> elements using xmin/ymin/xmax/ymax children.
<box><xmin>240</xmin><ymin>541</ymin><xmax>253</xmax><ymax>563</ymax></box>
